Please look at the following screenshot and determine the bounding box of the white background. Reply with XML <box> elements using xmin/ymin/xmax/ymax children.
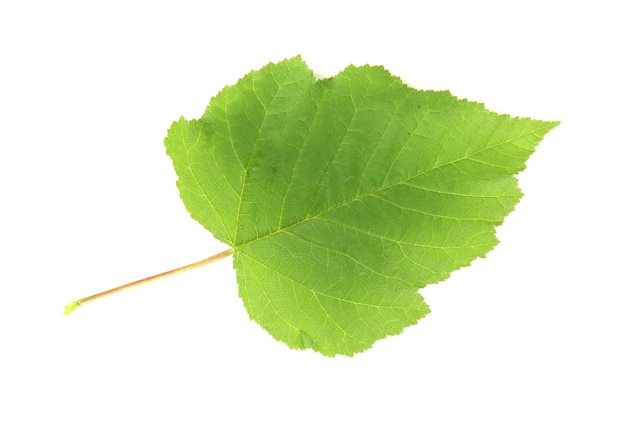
<box><xmin>1</xmin><ymin>1</ymin><xmax>624</xmax><ymax>423</ymax></box>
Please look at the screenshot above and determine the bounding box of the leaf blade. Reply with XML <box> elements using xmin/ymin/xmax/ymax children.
<box><xmin>166</xmin><ymin>56</ymin><xmax>559</xmax><ymax>356</ymax></box>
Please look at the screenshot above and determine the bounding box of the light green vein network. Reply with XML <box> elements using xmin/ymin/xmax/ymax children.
<box><xmin>164</xmin><ymin>56</ymin><xmax>559</xmax><ymax>356</ymax></box>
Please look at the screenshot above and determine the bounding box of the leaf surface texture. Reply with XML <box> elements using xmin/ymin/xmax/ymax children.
<box><xmin>165</xmin><ymin>56</ymin><xmax>558</xmax><ymax>356</ymax></box>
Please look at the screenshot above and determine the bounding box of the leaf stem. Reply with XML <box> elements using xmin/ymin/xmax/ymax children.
<box><xmin>64</xmin><ymin>248</ymin><xmax>233</xmax><ymax>315</ymax></box>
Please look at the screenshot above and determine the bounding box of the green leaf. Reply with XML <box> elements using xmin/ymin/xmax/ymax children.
<box><xmin>164</xmin><ymin>56</ymin><xmax>559</xmax><ymax>356</ymax></box>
